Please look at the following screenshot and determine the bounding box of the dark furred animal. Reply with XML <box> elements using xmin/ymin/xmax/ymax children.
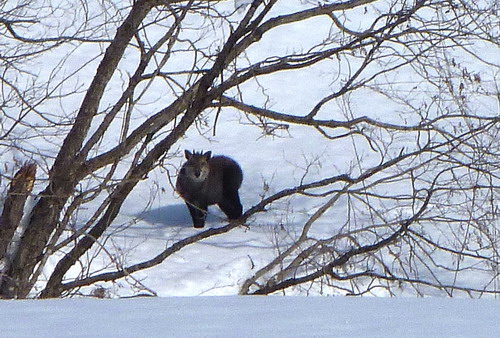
<box><xmin>176</xmin><ymin>150</ymin><xmax>243</xmax><ymax>228</ymax></box>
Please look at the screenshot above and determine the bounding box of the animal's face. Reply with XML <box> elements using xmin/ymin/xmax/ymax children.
<box><xmin>182</xmin><ymin>150</ymin><xmax>211</xmax><ymax>182</ymax></box>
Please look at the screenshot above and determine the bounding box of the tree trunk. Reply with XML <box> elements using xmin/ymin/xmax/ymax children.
<box><xmin>0</xmin><ymin>163</ymin><xmax>36</xmax><ymax>298</ymax></box>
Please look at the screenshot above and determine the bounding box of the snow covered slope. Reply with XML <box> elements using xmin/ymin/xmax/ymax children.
<box><xmin>2</xmin><ymin>297</ymin><xmax>499</xmax><ymax>337</ymax></box>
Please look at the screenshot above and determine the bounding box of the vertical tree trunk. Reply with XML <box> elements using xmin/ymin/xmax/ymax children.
<box><xmin>0</xmin><ymin>163</ymin><xmax>36</xmax><ymax>260</ymax></box>
<box><xmin>0</xmin><ymin>163</ymin><xmax>36</xmax><ymax>298</ymax></box>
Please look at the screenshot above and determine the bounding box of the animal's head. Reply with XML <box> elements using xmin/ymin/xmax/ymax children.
<box><xmin>181</xmin><ymin>150</ymin><xmax>211</xmax><ymax>182</ymax></box>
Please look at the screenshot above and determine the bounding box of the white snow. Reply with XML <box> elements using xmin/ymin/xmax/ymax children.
<box><xmin>1</xmin><ymin>296</ymin><xmax>499</xmax><ymax>337</ymax></box>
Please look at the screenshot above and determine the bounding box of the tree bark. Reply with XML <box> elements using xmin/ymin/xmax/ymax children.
<box><xmin>0</xmin><ymin>163</ymin><xmax>36</xmax><ymax>260</ymax></box>
<box><xmin>0</xmin><ymin>163</ymin><xmax>36</xmax><ymax>298</ymax></box>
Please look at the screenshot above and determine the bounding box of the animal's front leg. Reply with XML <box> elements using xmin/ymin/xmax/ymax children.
<box><xmin>186</xmin><ymin>201</ymin><xmax>207</xmax><ymax>228</ymax></box>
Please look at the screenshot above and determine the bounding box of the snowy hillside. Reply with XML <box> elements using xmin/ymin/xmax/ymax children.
<box><xmin>2</xmin><ymin>297</ymin><xmax>499</xmax><ymax>337</ymax></box>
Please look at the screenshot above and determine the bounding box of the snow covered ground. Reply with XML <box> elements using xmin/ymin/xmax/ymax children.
<box><xmin>2</xmin><ymin>296</ymin><xmax>499</xmax><ymax>337</ymax></box>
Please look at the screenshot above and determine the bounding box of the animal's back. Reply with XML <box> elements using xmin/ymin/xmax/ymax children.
<box><xmin>208</xmin><ymin>156</ymin><xmax>243</xmax><ymax>195</ymax></box>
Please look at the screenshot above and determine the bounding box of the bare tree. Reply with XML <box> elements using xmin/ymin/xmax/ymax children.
<box><xmin>0</xmin><ymin>0</ymin><xmax>498</xmax><ymax>298</ymax></box>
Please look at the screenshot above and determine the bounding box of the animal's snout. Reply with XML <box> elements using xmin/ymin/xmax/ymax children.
<box><xmin>194</xmin><ymin>170</ymin><xmax>201</xmax><ymax>178</ymax></box>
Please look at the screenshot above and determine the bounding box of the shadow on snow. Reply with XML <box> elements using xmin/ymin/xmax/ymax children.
<box><xmin>136</xmin><ymin>204</ymin><xmax>222</xmax><ymax>228</ymax></box>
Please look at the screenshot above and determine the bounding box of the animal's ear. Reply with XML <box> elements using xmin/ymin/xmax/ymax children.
<box><xmin>204</xmin><ymin>151</ymin><xmax>212</xmax><ymax>160</ymax></box>
<box><xmin>185</xmin><ymin>150</ymin><xmax>192</xmax><ymax>159</ymax></box>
